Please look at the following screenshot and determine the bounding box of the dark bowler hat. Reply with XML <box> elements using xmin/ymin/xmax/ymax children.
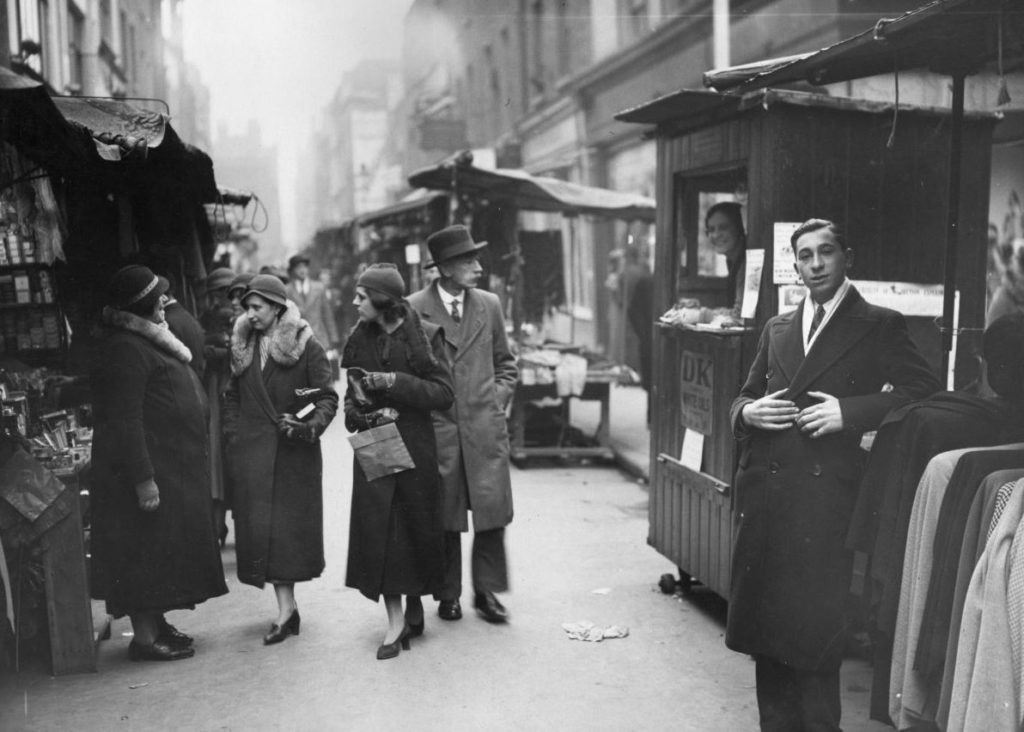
<box><xmin>109</xmin><ymin>264</ymin><xmax>169</xmax><ymax>312</ymax></box>
<box><xmin>425</xmin><ymin>225</ymin><xmax>487</xmax><ymax>266</ymax></box>
<box><xmin>288</xmin><ymin>253</ymin><xmax>311</xmax><ymax>271</ymax></box>
<box><xmin>243</xmin><ymin>274</ymin><xmax>289</xmax><ymax>308</ymax></box>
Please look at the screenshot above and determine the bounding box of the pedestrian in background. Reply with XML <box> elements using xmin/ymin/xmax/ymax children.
<box><xmin>342</xmin><ymin>263</ymin><xmax>454</xmax><ymax>659</ymax></box>
<box><xmin>286</xmin><ymin>254</ymin><xmax>340</xmax><ymax>356</ymax></box>
<box><xmin>406</xmin><ymin>225</ymin><xmax>518</xmax><ymax>624</ymax></box>
<box><xmin>200</xmin><ymin>266</ymin><xmax>237</xmax><ymax>545</ymax></box>
<box><xmin>90</xmin><ymin>265</ymin><xmax>227</xmax><ymax>661</ymax></box>
<box><xmin>727</xmin><ymin>219</ymin><xmax>939</xmax><ymax>730</ymax></box>
<box><xmin>223</xmin><ymin>274</ymin><xmax>338</xmax><ymax>645</ymax></box>
<box><xmin>227</xmin><ymin>272</ymin><xmax>255</xmax><ymax>319</ymax></box>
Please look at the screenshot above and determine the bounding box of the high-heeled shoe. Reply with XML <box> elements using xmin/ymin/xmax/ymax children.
<box><xmin>405</xmin><ymin>597</ymin><xmax>424</xmax><ymax>638</ymax></box>
<box><xmin>376</xmin><ymin>624</ymin><xmax>411</xmax><ymax>660</ymax></box>
<box><xmin>263</xmin><ymin>609</ymin><xmax>301</xmax><ymax>645</ymax></box>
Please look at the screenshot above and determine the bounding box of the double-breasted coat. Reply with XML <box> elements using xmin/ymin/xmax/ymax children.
<box><xmin>342</xmin><ymin>314</ymin><xmax>454</xmax><ymax>600</ymax></box>
<box><xmin>90</xmin><ymin>308</ymin><xmax>228</xmax><ymax>617</ymax></box>
<box><xmin>406</xmin><ymin>283</ymin><xmax>518</xmax><ymax>532</ymax></box>
<box><xmin>223</xmin><ymin>301</ymin><xmax>338</xmax><ymax>588</ymax></box>
<box><xmin>727</xmin><ymin>287</ymin><xmax>939</xmax><ymax>670</ymax></box>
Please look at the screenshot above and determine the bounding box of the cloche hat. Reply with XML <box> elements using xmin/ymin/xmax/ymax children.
<box><xmin>242</xmin><ymin>274</ymin><xmax>289</xmax><ymax>308</ymax></box>
<box><xmin>109</xmin><ymin>264</ymin><xmax>169</xmax><ymax>312</ymax></box>
<box><xmin>357</xmin><ymin>263</ymin><xmax>405</xmax><ymax>302</ymax></box>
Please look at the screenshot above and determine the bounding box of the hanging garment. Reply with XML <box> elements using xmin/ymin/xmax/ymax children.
<box><xmin>889</xmin><ymin>445</ymin><xmax>1024</xmax><ymax>730</ymax></box>
<box><xmin>917</xmin><ymin>448</ymin><xmax>1024</xmax><ymax>677</ymax></box>
<box><xmin>947</xmin><ymin>477</ymin><xmax>1024</xmax><ymax>732</ymax></box>
<box><xmin>937</xmin><ymin>472</ymin><xmax>1024</xmax><ymax>728</ymax></box>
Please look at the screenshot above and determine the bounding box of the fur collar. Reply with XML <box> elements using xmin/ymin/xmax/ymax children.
<box><xmin>102</xmin><ymin>307</ymin><xmax>193</xmax><ymax>364</ymax></box>
<box><xmin>230</xmin><ymin>300</ymin><xmax>312</xmax><ymax>375</ymax></box>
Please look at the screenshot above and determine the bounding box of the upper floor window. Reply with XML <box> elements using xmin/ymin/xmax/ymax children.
<box><xmin>67</xmin><ymin>1</ymin><xmax>84</xmax><ymax>89</ymax></box>
<box><xmin>618</xmin><ymin>0</ymin><xmax>651</xmax><ymax>46</ymax></box>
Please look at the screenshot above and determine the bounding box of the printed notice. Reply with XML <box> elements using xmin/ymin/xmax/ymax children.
<box><xmin>773</xmin><ymin>222</ymin><xmax>802</xmax><ymax>284</ymax></box>
<box><xmin>680</xmin><ymin>428</ymin><xmax>705</xmax><ymax>472</ymax></box>
<box><xmin>740</xmin><ymin>248</ymin><xmax>765</xmax><ymax>319</ymax></box>
<box><xmin>680</xmin><ymin>349</ymin><xmax>714</xmax><ymax>435</ymax></box>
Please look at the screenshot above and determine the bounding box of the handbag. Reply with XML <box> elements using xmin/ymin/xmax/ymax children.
<box><xmin>347</xmin><ymin>422</ymin><xmax>415</xmax><ymax>481</ymax></box>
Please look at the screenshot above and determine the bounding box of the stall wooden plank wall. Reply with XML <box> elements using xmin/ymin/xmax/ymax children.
<box><xmin>648</xmin><ymin>95</ymin><xmax>994</xmax><ymax>599</ymax></box>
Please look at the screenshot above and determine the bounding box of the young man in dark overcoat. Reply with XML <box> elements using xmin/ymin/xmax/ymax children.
<box><xmin>727</xmin><ymin>219</ymin><xmax>940</xmax><ymax>730</ymax></box>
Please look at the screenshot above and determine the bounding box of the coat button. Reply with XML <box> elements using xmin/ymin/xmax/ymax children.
<box><xmin>769</xmin><ymin>461</ymin><xmax>780</xmax><ymax>474</ymax></box>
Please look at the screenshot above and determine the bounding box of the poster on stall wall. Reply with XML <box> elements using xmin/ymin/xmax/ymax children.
<box><xmin>773</xmin><ymin>222</ymin><xmax>802</xmax><ymax>285</ymax></box>
<box><xmin>740</xmin><ymin>248</ymin><xmax>764</xmax><ymax>319</ymax></box>
<box><xmin>680</xmin><ymin>428</ymin><xmax>705</xmax><ymax>472</ymax></box>
<box><xmin>777</xmin><ymin>281</ymin><xmax>950</xmax><ymax>317</ymax></box>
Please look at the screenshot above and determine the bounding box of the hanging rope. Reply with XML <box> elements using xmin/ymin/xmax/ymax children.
<box><xmin>887</xmin><ymin>57</ymin><xmax>900</xmax><ymax>150</ymax></box>
<box><xmin>997</xmin><ymin>4</ymin><xmax>1011</xmax><ymax>106</ymax></box>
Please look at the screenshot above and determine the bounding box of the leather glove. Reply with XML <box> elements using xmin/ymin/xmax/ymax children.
<box><xmin>135</xmin><ymin>478</ymin><xmax>160</xmax><ymax>512</ymax></box>
<box><xmin>362</xmin><ymin>371</ymin><xmax>396</xmax><ymax>392</ymax></box>
<box><xmin>278</xmin><ymin>414</ymin><xmax>318</xmax><ymax>442</ymax></box>
<box><xmin>365</xmin><ymin>407</ymin><xmax>399</xmax><ymax>427</ymax></box>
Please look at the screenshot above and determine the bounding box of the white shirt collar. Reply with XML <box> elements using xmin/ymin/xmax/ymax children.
<box><xmin>802</xmin><ymin>278</ymin><xmax>851</xmax><ymax>353</ymax></box>
<box><xmin>435</xmin><ymin>281</ymin><xmax>464</xmax><ymax>307</ymax></box>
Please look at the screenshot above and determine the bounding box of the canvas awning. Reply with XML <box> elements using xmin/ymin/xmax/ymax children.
<box><xmin>408</xmin><ymin>155</ymin><xmax>656</xmax><ymax>222</ymax></box>
<box><xmin>703</xmin><ymin>0</ymin><xmax>1023</xmax><ymax>93</ymax></box>
<box><xmin>357</xmin><ymin>189</ymin><xmax>447</xmax><ymax>227</ymax></box>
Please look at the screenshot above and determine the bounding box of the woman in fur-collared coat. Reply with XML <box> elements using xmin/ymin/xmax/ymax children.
<box><xmin>91</xmin><ymin>265</ymin><xmax>227</xmax><ymax>662</ymax></box>
<box><xmin>223</xmin><ymin>275</ymin><xmax>338</xmax><ymax>645</ymax></box>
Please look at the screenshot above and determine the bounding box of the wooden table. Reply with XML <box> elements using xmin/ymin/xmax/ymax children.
<box><xmin>508</xmin><ymin>373</ymin><xmax>618</xmax><ymax>461</ymax></box>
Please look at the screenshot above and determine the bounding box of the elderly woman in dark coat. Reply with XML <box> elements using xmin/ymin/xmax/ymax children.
<box><xmin>343</xmin><ymin>264</ymin><xmax>453</xmax><ymax>660</ymax></box>
<box><xmin>223</xmin><ymin>274</ymin><xmax>338</xmax><ymax>645</ymax></box>
<box><xmin>91</xmin><ymin>265</ymin><xmax>228</xmax><ymax>662</ymax></box>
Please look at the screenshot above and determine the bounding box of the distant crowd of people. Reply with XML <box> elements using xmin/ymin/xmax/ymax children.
<box><xmin>88</xmin><ymin>224</ymin><xmax>516</xmax><ymax>662</ymax></box>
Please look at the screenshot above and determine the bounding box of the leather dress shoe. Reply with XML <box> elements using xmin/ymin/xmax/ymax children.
<box><xmin>129</xmin><ymin>639</ymin><xmax>195</xmax><ymax>662</ymax></box>
<box><xmin>157</xmin><ymin>620</ymin><xmax>193</xmax><ymax>649</ymax></box>
<box><xmin>474</xmin><ymin>592</ymin><xmax>509</xmax><ymax>624</ymax></box>
<box><xmin>438</xmin><ymin>598</ymin><xmax>462</xmax><ymax>621</ymax></box>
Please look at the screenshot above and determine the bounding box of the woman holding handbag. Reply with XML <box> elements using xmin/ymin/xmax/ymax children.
<box><xmin>223</xmin><ymin>274</ymin><xmax>338</xmax><ymax>645</ymax></box>
<box><xmin>343</xmin><ymin>263</ymin><xmax>454</xmax><ymax>659</ymax></box>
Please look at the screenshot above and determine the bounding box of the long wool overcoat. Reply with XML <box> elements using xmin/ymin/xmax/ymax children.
<box><xmin>90</xmin><ymin>308</ymin><xmax>227</xmax><ymax>617</ymax></box>
<box><xmin>224</xmin><ymin>302</ymin><xmax>338</xmax><ymax>588</ymax></box>
<box><xmin>726</xmin><ymin>287</ymin><xmax>939</xmax><ymax>671</ymax></box>
<box><xmin>406</xmin><ymin>283</ymin><xmax>518</xmax><ymax>532</ymax></box>
<box><xmin>342</xmin><ymin>314</ymin><xmax>454</xmax><ymax>600</ymax></box>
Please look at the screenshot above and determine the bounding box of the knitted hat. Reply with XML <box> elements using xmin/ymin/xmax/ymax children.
<box><xmin>242</xmin><ymin>274</ymin><xmax>289</xmax><ymax>308</ymax></box>
<box><xmin>206</xmin><ymin>267</ymin><xmax>236</xmax><ymax>291</ymax></box>
<box><xmin>109</xmin><ymin>265</ymin><xmax>169</xmax><ymax>312</ymax></box>
<box><xmin>227</xmin><ymin>272</ymin><xmax>255</xmax><ymax>297</ymax></box>
<box><xmin>357</xmin><ymin>263</ymin><xmax>405</xmax><ymax>301</ymax></box>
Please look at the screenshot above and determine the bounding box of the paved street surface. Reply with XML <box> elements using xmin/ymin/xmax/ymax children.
<box><xmin>0</xmin><ymin>418</ymin><xmax>890</xmax><ymax>731</ymax></box>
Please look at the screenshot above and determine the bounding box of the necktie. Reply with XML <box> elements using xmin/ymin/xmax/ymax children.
<box><xmin>450</xmin><ymin>300</ymin><xmax>461</xmax><ymax>323</ymax></box>
<box><xmin>808</xmin><ymin>304</ymin><xmax>826</xmax><ymax>340</ymax></box>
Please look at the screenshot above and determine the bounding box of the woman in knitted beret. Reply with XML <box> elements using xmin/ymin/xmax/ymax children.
<box><xmin>342</xmin><ymin>263</ymin><xmax>454</xmax><ymax>659</ymax></box>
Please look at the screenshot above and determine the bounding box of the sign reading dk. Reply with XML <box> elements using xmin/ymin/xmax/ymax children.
<box><xmin>680</xmin><ymin>350</ymin><xmax>715</xmax><ymax>435</ymax></box>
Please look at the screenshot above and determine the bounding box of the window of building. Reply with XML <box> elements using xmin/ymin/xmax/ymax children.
<box><xmin>618</xmin><ymin>0</ymin><xmax>651</xmax><ymax>46</ymax></box>
<box><xmin>15</xmin><ymin>0</ymin><xmax>43</xmax><ymax>73</ymax></box>
<box><xmin>99</xmin><ymin>0</ymin><xmax>113</xmax><ymax>47</ymax></box>
<box><xmin>67</xmin><ymin>1</ymin><xmax>84</xmax><ymax>90</ymax></box>
<box><xmin>530</xmin><ymin>0</ymin><xmax>546</xmax><ymax>99</ymax></box>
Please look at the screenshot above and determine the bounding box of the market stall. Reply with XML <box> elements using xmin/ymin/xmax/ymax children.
<box><xmin>0</xmin><ymin>67</ymin><xmax>221</xmax><ymax>674</ymax></box>
<box><xmin>407</xmin><ymin>154</ymin><xmax>655</xmax><ymax>461</ymax></box>
<box><xmin>616</xmin><ymin>87</ymin><xmax>995</xmax><ymax>597</ymax></box>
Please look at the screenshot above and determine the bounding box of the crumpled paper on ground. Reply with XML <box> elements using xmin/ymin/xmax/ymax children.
<box><xmin>562</xmin><ymin>620</ymin><xmax>630</xmax><ymax>642</ymax></box>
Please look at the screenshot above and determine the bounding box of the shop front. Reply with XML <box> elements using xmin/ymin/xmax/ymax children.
<box><xmin>617</xmin><ymin>87</ymin><xmax>995</xmax><ymax>597</ymax></box>
<box><xmin>0</xmin><ymin>68</ymin><xmax>221</xmax><ymax>674</ymax></box>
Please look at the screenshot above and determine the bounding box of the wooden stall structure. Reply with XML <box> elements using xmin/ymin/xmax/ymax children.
<box><xmin>617</xmin><ymin>88</ymin><xmax>995</xmax><ymax>597</ymax></box>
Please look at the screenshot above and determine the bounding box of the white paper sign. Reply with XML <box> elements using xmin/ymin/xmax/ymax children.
<box><xmin>680</xmin><ymin>428</ymin><xmax>705</xmax><ymax>472</ymax></box>
<box><xmin>850</xmin><ymin>281</ymin><xmax>945</xmax><ymax>317</ymax></box>
<box><xmin>773</xmin><ymin>222</ymin><xmax>802</xmax><ymax>284</ymax></box>
<box><xmin>741</xmin><ymin>248</ymin><xmax>765</xmax><ymax>319</ymax></box>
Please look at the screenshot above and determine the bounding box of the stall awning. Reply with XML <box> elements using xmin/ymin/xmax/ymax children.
<box><xmin>357</xmin><ymin>189</ymin><xmax>447</xmax><ymax>227</ymax></box>
<box><xmin>408</xmin><ymin>155</ymin><xmax>656</xmax><ymax>222</ymax></box>
<box><xmin>0</xmin><ymin>66</ymin><xmax>219</xmax><ymax>201</ymax></box>
<box><xmin>703</xmin><ymin>0</ymin><xmax>1023</xmax><ymax>93</ymax></box>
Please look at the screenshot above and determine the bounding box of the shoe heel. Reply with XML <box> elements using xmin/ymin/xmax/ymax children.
<box><xmin>401</xmin><ymin>637</ymin><xmax>410</xmax><ymax>650</ymax></box>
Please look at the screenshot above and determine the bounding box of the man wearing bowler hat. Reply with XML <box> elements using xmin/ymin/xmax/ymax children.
<box><xmin>406</xmin><ymin>224</ymin><xmax>517</xmax><ymax>624</ymax></box>
<box><xmin>286</xmin><ymin>254</ymin><xmax>340</xmax><ymax>356</ymax></box>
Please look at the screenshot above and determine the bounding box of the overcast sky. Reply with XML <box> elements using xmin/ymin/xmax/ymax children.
<box><xmin>181</xmin><ymin>0</ymin><xmax>416</xmax><ymax>250</ymax></box>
